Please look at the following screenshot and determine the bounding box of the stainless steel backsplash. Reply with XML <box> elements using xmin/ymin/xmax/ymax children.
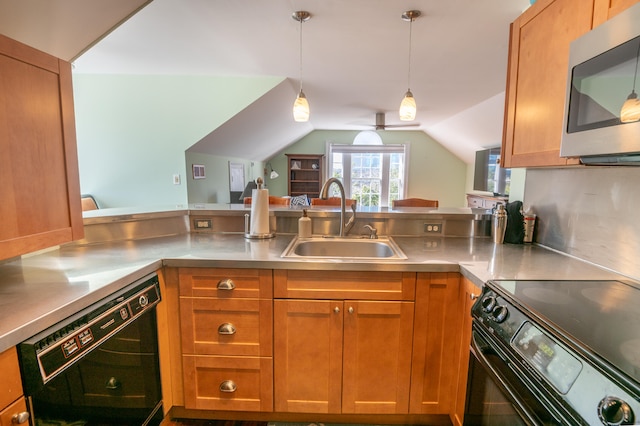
<box><xmin>525</xmin><ymin>167</ymin><xmax>640</xmax><ymax>281</ymax></box>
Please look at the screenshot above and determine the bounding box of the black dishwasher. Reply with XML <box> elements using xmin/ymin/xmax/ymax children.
<box><xmin>18</xmin><ymin>273</ymin><xmax>163</xmax><ymax>426</ymax></box>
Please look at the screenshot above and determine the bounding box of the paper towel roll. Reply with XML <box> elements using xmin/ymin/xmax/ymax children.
<box><xmin>250</xmin><ymin>188</ymin><xmax>270</xmax><ymax>235</ymax></box>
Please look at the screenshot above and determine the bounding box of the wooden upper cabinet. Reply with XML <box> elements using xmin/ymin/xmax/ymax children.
<box><xmin>502</xmin><ymin>0</ymin><xmax>594</xmax><ymax>168</ymax></box>
<box><xmin>0</xmin><ymin>35</ymin><xmax>83</xmax><ymax>260</ymax></box>
<box><xmin>593</xmin><ymin>0</ymin><xmax>640</xmax><ymax>25</ymax></box>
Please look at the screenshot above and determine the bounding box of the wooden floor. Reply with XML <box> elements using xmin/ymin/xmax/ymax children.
<box><xmin>164</xmin><ymin>420</ymin><xmax>267</xmax><ymax>426</ymax></box>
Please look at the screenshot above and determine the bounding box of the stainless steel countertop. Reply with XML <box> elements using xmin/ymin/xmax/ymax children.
<box><xmin>0</xmin><ymin>232</ymin><xmax>626</xmax><ymax>353</ymax></box>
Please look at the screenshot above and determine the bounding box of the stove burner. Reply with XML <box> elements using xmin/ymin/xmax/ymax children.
<box><xmin>581</xmin><ymin>287</ymin><xmax>629</xmax><ymax>313</ymax></box>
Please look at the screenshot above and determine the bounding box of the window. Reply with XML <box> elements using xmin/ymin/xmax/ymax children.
<box><xmin>326</xmin><ymin>143</ymin><xmax>407</xmax><ymax>207</ymax></box>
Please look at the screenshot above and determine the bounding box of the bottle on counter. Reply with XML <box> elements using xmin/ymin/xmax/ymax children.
<box><xmin>492</xmin><ymin>204</ymin><xmax>507</xmax><ymax>244</ymax></box>
<box><xmin>298</xmin><ymin>209</ymin><xmax>312</xmax><ymax>238</ymax></box>
<box><xmin>523</xmin><ymin>207</ymin><xmax>536</xmax><ymax>243</ymax></box>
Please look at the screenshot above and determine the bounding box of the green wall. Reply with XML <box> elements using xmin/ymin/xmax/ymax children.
<box><xmin>265</xmin><ymin>130</ymin><xmax>469</xmax><ymax>207</ymax></box>
<box><xmin>73</xmin><ymin>74</ymin><xmax>282</xmax><ymax>208</ymax></box>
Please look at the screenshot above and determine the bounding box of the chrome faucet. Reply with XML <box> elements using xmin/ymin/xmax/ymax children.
<box><xmin>319</xmin><ymin>177</ymin><xmax>356</xmax><ymax>237</ymax></box>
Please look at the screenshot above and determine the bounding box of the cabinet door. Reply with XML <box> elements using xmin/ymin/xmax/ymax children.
<box><xmin>0</xmin><ymin>35</ymin><xmax>83</xmax><ymax>260</ymax></box>
<box><xmin>502</xmin><ymin>0</ymin><xmax>593</xmax><ymax>168</ymax></box>
<box><xmin>593</xmin><ymin>0</ymin><xmax>639</xmax><ymax>25</ymax></box>
<box><xmin>342</xmin><ymin>300</ymin><xmax>414</xmax><ymax>414</ymax></box>
<box><xmin>274</xmin><ymin>299</ymin><xmax>343</xmax><ymax>414</ymax></box>
<box><xmin>0</xmin><ymin>348</ymin><xmax>23</xmax><ymax>411</ymax></box>
<box><xmin>409</xmin><ymin>273</ymin><xmax>460</xmax><ymax>414</ymax></box>
<box><xmin>451</xmin><ymin>277</ymin><xmax>481</xmax><ymax>426</ymax></box>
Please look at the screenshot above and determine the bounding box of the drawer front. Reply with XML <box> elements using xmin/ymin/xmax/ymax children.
<box><xmin>183</xmin><ymin>355</ymin><xmax>273</xmax><ymax>412</ymax></box>
<box><xmin>466</xmin><ymin>196</ymin><xmax>484</xmax><ymax>208</ymax></box>
<box><xmin>274</xmin><ymin>270</ymin><xmax>416</xmax><ymax>300</ymax></box>
<box><xmin>0</xmin><ymin>398</ymin><xmax>28</xmax><ymax>426</ymax></box>
<box><xmin>0</xmin><ymin>348</ymin><xmax>23</xmax><ymax>410</ymax></box>
<box><xmin>179</xmin><ymin>268</ymin><xmax>273</xmax><ymax>299</ymax></box>
<box><xmin>180</xmin><ymin>298</ymin><xmax>272</xmax><ymax>356</ymax></box>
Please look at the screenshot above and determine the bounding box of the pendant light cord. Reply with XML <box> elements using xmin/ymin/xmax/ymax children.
<box><xmin>407</xmin><ymin>17</ymin><xmax>413</xmax><ymax>90</ymax></box>
<box><xmin>299</xmin><ymin>17</ymin><xmax>304</xmax><ymax>93</ymax></box>
<box><xmin>632</xmin><ymin>40</ymin><xmax>640</xmax><ymax>93</ymax></box>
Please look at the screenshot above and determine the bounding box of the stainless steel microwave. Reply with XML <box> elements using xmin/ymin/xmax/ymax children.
<box><xmin>561</xmin><ymin>2</ymin><xmax>640</xmax><ymax>165</ymax></box>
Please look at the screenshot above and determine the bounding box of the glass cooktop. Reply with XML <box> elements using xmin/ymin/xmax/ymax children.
<box><xmin>490</xmin><ymin>279</ymin><xmax>640</xmax><ymax>388</ymax></box>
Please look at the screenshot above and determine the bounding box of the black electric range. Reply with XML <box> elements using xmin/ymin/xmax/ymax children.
<box><xmin>473</xmin><ymin>279</ymin><xmax>640</xmax><ymax>425</ymax></box>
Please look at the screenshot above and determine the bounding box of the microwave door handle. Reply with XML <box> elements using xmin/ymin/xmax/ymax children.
<box><xmin>470</xmin><ymin>329</ymin><xmax>541</xmax><ymax>426</ymax></box>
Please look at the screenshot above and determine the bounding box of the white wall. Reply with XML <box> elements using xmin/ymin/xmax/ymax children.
<box><xmin>73</xmin><ymin>74</ymin><xmax>281</xmax><ymax>208</ymax></box>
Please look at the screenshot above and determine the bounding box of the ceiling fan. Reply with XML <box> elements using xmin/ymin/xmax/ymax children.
<box><xmin>370</xmin><ymin>112</ymin><xmax>420</xmax><ymax>130</ymax></box>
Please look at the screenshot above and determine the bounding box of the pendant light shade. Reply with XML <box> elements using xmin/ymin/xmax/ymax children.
<box><xmin>292</xmin><ymin>11</ymin><xmax>311</xmax><ymax>122</ymax></box>
<box><xmin>621</xmin><ymin>91</ymin><xmax>640</xmax><ymax>123</ymax></box>
<box><xmin>621</xmin><ymin>40</ymin><xmax>640</xmax><ymax>123</ymax></box>
<box><xmin>399</xmin><ymin>90</ymin><xmax>416</xmax><ymax>121</ymax></box>
<box><xmin>399</xmin><ymin>10</ymin><xmax>420</xmax><ymax>122</ymax></box>
<box><xmin>293</xmin><ymin>90</ymin><xmax>310</xmax><ymax>122</ymax></box>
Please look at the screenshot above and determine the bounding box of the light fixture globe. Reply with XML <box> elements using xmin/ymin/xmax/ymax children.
<box><xmin>621</xmin><ymin>91</ymin><xmax>640</xmax><ymax>123</ymax></box>
<box><xmin>399</xmin><ymin>90</ymin><xmax>417</xmax><ymax>121</ymax></box>
<box><xmin>293</xmin><ymin>90</ymin><xmax>310</xmax><ymax>122</ymax></box>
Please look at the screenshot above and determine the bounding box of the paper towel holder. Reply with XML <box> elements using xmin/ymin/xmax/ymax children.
<box><xmin>244</xmin><ymin>177</ymin><xmax>275</xmax><ymax>239</ymax></box>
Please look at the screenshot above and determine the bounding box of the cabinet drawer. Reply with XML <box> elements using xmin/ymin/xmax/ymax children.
<box><xmin>183</xmin><ymin>355</ymin><xmax>273</xmax><ymax>412</ymax></box>
<box><xmin>180</xmin><ymin>297</ymin><xmax>272</xmax><ymax>356</ymax></box>
<box><xmin>274</xmin><ymin>270</ymin><xmax>415</xmax><ymax>300</ymax></box>
<box><xmin>0</xmin><ymin>398</ymin><xmax>28</xmax><ymax>426</ymax></box>
<box><xmin>179</xmin><ymin>268</ymin><xmax>272</xmax><ymax>299</ymax></box>
<box><xmin>0</xmin><ymin>348</ymin><xmax>23</xmax><ymax>410</ymax></box>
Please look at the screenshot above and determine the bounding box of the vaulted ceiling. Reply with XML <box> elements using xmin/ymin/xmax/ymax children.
<box><xmin>0</xmin><ymin>0</ymin><xmax>531</xmax><ymax>163</ymax></box>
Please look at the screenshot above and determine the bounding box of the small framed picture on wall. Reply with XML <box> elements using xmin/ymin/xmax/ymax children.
<box><xmin>192</xmin><ymin>164</ymin><xmax>205</xmax><ymax>179</ymax></box>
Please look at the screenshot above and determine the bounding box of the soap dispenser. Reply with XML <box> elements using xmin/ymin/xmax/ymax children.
<box><xmin>298</xmin><ymin>209</ymin><xmax>312</xmax><ymax>238</ymax></box>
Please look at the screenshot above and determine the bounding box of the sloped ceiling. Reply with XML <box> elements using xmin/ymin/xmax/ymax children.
<box><xmin>1</xmin><ymin>0</ymin><xmax>532</xmax><ymax>164</ymax></box>
<box><xmin>0</xmin><ymin>0</ymin><xmax>150</xmax><ymax>61</ymax></box>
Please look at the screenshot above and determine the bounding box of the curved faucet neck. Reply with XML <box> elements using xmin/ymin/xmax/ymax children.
<box><xmin>320</xmin><ymin>178</ymin><xmax>347</xmax><ymax>237</ymax></box>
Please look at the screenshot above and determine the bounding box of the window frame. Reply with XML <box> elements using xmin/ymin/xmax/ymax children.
<box><xmin>325</xmin><ymin>142</ymin><xmax>409</xmax><ymax>207</ymax></box>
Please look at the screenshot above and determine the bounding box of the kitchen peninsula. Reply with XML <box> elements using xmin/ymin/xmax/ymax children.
<box><xmin>0</xmin><ymin>204</ymin><xmax>625</xmax><ymax>425</ymax></box>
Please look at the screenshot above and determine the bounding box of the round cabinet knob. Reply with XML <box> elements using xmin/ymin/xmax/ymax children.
<box><xmin>334</xmin><ymin>307</ymin><xmax>340</xmax><ymax>314</ymax></box>
<box><xmin>470</xmin><ymin>293</ymin><xmax>478</xmax><ymax>301</ymax></box>
<box><xmin>139</xmin><ymin>294</ymin><xmax>149</xmax><ymax>307</ymax></box>
<box><xmin>481</xmin><ymin>296</ymin><xmax>497</xmax><ymax>313</ymax></box>
<box><xmin>348</xmin><ymin>306</ymin><xmax>354</xmax><ymax>314</ymax></box>
<box><xmin>11</xmin><ymin>412</ymin><xmax>29</xmax><ymax>424</ymax></box>
<box><xmin>598</xmin><ymin>396</ymin><xmax>635</xmax><ymax>425</ymax></box>
<box><xmin>491</xmin><ymin>305</ymin><xmax>509</xmax><ymax>323</ymax></box>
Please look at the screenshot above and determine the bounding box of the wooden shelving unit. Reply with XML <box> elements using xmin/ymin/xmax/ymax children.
<box><xmin>286</xmin><ymin>154</ymin><xmax>324</xmax><ymax>199</ymax></box>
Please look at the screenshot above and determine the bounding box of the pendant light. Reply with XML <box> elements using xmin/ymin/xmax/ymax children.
<box><xmin>399</xmin><ymin>10</ymin><xmax>420</xmax><ymax>122</ymax></box>
<box><xmin>292</xmin><ymin>11</ymin><xmax>311</xmax><ymax>122</ymax></box>
<box><xmin>620</xmin><ymin>39</ymin><xmax>640</xmax><ymax>123</ymax></box>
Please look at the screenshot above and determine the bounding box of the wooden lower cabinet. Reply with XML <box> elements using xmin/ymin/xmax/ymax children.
<box><xmin>274</xmin><ymin>299</ymin><xmax>414</xmax><ymax>414</ymax></box>
<box><xmin>182</xmin><ymin>355</ymin><xmax>273</xmax><ymax>412</ymax></box>
<box><xmin>409</xmin><ymin>272</ymin><xmax>462</xmax><ymax>415</ymax></box>
<box><xmin>179</xmin><ymin>268</ymin><xmax>273</xmax><ymax>412</ymax></box>
<box><xmin>0</xmin><ymin>347</ymin><xmax>28</xmax><ymax>425</ymax></box>
<box><xmin>451</xmin><ymin>277</ymin><xmax>482</xmax><ymax>426</ymax></box>
<box><xmin>273</xmin><ymin>270</ymin><xmax>416</xmax><ymax>415</ymax></box>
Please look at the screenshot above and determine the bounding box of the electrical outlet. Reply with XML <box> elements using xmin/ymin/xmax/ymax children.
<box><xmin>173</xmin><ymin>174</ymin><xmax>180</xmax><ymax>185</ymax></box>
<box><xmin>424</xmin><ymin>222</ymin><xmax>443</xmax><ymax>234</ymax></box>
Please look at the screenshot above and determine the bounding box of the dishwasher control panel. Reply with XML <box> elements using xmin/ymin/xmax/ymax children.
<box><xmin>19</xmin><ymin>273</ymin><xmax>161</xmax><ymax>389</ymax></box>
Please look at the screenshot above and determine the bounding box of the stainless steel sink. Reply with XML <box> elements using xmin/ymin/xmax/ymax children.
<box><xmin>281</xmin><ymin>236</ymin><xmax>407</xmax><ymax>260</ymax></box>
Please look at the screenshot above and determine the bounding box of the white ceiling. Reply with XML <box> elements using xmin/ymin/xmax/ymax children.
<box><xmin>1</xmin><ymin>0</ymin><xmax>531</xmax><ymax>164</ymax></box>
